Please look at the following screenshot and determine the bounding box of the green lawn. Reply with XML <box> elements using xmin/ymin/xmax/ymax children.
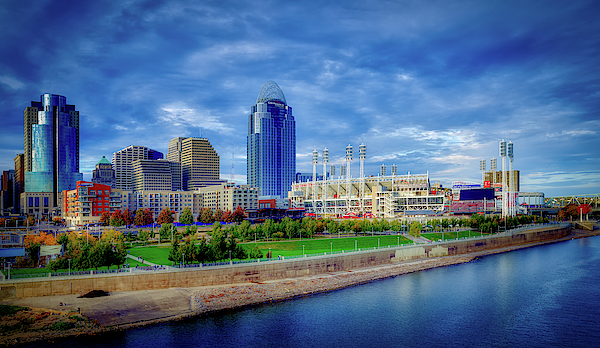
<box><xmin>123</xmin><ymin>235</ymin><xmax>414</xmax><ymax>265</ymax></box>
<box><xmin>241</xmin><ymin>235</ymin><xmax>414</xmax><ymax>257</ymax></box>
<box><xmin>127</xmin><ymin>245</ymin><xmax>173</xmax><ymax>265</ymax></box>
<box><xmin>421</xmin><ymin>230</ymin><xmax>483</xmax><ymax>241</ymax></box>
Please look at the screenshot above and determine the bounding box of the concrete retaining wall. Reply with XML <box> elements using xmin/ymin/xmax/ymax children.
<box><xmin>1</xmin><ymin>225</ymin><xmax>571</xmax><ymax>300</ymax></box>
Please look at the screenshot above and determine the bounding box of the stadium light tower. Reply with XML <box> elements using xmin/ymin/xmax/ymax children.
<box><xmin>500</xmin><ymin>140</ymin><xmax>507</xmax><ymax>218</ymax></box>
<box><xmin>508</xmin><ymin>141</ymin><xmax>514</xmax><ymax>217</ymax></box>
<box><xmin>359</xmin><ymin>143</ymin><xmax>367</xmax><ymax>210</ymax></box>
<box><xmin>346</xmin><ymin>144</ymin><xmax>353</xmax><ymax>200</ymax></box>
<box><xmin>312</xmin><ymin>149</ymin><xmax>318</xmax><ymax>199</ymax></box>
<box><xmin>322</xmin><ymin>147</ymin><xmax>329</xmax><ymax>212</ymax></box>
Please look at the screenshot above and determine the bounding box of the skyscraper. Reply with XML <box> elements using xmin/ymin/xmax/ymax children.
<box><xmin>112</xmin><ymin>145</ymin><xmax>163</xmax><ymax>190</ymax></box>
<box><xmin>91</xmin><ymin>156</ymin><xmax>116</xmax><ymax>188</ymax></box>
<box><xmin>247</xmin><ymin>81</ymin><xmax>296</xmax><ymax>198</ymax></box>
<box><xmin>24</xmin><ymin>94</ymin><xmax>82</xmax><ymax>206</ymax></box>
<box><xmin>167</xmin><ymin>137</ymin><xmax>222</xmax><ymax>190</ymax></box>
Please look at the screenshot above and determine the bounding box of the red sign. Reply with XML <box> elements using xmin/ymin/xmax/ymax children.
<box><xmin>484</xmin><ymin>181</ymin><xmax>491</xmax><ymax>188</ymax></box>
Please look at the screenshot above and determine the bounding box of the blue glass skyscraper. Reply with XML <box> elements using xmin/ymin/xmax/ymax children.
<box><xmin>24</xmin><ymin>94</ymin><xmax>82</xmax><ymax>205</ymax></box>
<box><xmin>247</xmin><ymin>81</ymin><xmax>296</xmax><ymax>198</ymax></box>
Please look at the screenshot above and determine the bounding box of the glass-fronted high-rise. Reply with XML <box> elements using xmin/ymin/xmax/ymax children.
<box><xmin>247</xmin><ymin>81</ymin><xmax>296</xmax><ymax>198</ymax></box>
<box><xmin>24</xmin><ymin>94</ymin><xmax>82</xmax><ymax>206</ymax></box>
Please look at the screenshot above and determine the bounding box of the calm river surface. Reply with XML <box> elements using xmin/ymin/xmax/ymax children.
<box><xmin>36</xmin><ymin>235</ymin><xmax>600</xmax><ymax>348</ymax></box>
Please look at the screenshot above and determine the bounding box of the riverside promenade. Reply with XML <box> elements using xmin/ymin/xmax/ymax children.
<box><xmin>2</xmin><ymin>227</ymin><xmax>598</xmax><ymax>329</ymax></box>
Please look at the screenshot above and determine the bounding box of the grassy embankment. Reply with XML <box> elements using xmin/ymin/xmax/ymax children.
<box><xmin>126</xmin><ymin>235</ymin><xmax>415</xmax><ymax>265</ymax></box>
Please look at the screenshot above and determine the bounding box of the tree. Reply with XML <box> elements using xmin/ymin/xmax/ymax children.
<box><xmin>198</xmin><ymin>208</ymin><xmax>214</xmax><ymax>224</ymax></box>
<box><xmin>157</xmin><ymin>208</ymin><xmax>174</xmax><ymax>224</ymax></box>
<box><xmin>138</xmin><ymin>229</ymin><xmax>150</xmax><ymax>245</ymax></box>
<box><xmin>249</xmin><ymin>245</ymin><xmax>263</xmax><ymax>259</ymax></box>
<box><xmin>134</xmin><ymin>209</ymin><xmax>145</xmax><ymax>226</ymax></box>
<box><xmin>195</xmin><ymin>236</ymin><xmax>211</xmax><ymax>263</ymax></box>
<box><xmin>213</xmin><ymin>209</ymin><xmax>224</xmax><ymax>222</ymax></box>
<box><xmin>409</xmin><ymin>222</ymin><xmax>422</xmax><ymax>238</ymax></box>
<box><xmin>327</xmin><ymin>220</ymin><xmax>339</xmax><ymax>235</ymax></box>
<box><xmin>122</xmin><ymin>209</ymin><xmax>134</xmax><ymax>226</ymax></box>
<box><xmin>110</xmin><ymin>210</ymin><xmax>125</xmax><ymax>227</ymax></box>
<box><xmin>179</xmin><ymin>207</ymin><xmax>194</xmax><ymax>225</ymax></box>
<box><xmin>143</xmin><ymin>208</ymin><xmax>154</xmax><ymax>225</ymax></box>
<box><xmin>221</xmin><ymin>210</ymin><xmax>234</xmax><ymax>223</ymax></box>
<box><xmin>210</xmin><ymin>223</ymin><xmax>228</xmax><ymax>260</ymax></box>
<box><xmin>168</xmin><ymin>239</ymin><xmax>182</xmax><ymax>264</ymax></box>
<box><xmin>159</xmin><ymin>224</ymin><xmax>173</xmax><ymax>243</ymax></box>
<box><xmin>99</xmin><ymin>212</ymin><xmax>110</xmax><ymax>226</ymax></box>
<box><xmin>232</xmin><ymin>206</ymin><xmax>247</xmax><ymax>224</ymax></box>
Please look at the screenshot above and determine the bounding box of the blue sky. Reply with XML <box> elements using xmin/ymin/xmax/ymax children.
<box><xmin>1</xmin><ymin>0</ymin><xmax>599</xmax><ymax>197</ymax></box>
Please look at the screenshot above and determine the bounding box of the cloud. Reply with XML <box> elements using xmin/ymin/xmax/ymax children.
<box><xmin>159</xmin><ymin>105</ymin><xmax>233</xmax><ymax>133</ymax></box>
<box><xmin>0</xmin><ymin>76</ymin><xmax>25</xmax><ymax>89</ymax></box>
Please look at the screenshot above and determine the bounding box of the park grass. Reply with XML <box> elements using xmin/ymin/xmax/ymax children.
<box><xmin>123</xmin><ymin>235</ymin><xmax>414</xmax><ymax>265</ymax></box>
<box><xmin>421</xmin><ymin>230</ymin><xmax>483</xmax><ymax>241</ymax></box>
<box><xmin>240</xmin><ymin>235</ymin><xmax>414</xmax><ymax>257</ymax></box>
<box><xmin>127</xmin><ymin>245</ymin><xmax>173</xmax><ymax>265</ymax></box>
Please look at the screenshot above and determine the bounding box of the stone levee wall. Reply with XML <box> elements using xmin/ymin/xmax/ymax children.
<box><xmin>1</xmin><ymin>225</ymin><xmax>571</xmax><ymax>300</ymax></box>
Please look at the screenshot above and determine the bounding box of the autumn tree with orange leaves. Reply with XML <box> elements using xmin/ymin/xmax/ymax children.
<box><xmin>24</xmin><ymin>232</ymin><xmax>57</xmax><ymax>267</ymax></box>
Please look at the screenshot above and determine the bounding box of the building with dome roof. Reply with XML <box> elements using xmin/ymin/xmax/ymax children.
<box><xmin>247</xmin><ymin>81</ymin><xmax>296</xmax><ymax>199</ymax></box>
<box><xmin>92</xmin><ymin>156</ymin><xmax>116</xmax><ymax>188</ymax></box>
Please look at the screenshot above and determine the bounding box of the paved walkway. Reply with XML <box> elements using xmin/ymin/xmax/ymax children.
<box><xmin>127</xmin><ymin>254</ymin><xmax>160</xmax><ymax>267</ymax></box>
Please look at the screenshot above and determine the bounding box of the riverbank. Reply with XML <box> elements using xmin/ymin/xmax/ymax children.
<box><xmin>2</xmin><ymin>227</ymin><xmax>598</xmax><ymax>346</ymax></box>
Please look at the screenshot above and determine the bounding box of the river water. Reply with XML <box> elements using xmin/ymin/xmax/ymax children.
<box><xmin>35</xmin><ymin>236</ymin><xmax>600</xmax><ymax>347</ymax></box>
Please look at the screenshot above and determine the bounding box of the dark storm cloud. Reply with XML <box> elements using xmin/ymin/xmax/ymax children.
<box><xmin>1</xmin><ymin>0</ymin><xmax>599</xmax><ymax>196</ymax></box>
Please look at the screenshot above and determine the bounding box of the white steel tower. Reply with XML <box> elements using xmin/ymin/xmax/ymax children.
<box><xmin>500</xmin><ymin>140</ymin><xmax>507</xmax><ymax>218</ymax></box>
<box><xmin>312</xmin><ymin>149</ymin><xmax>318</xmax><ymax>200</ymax></box>
<box><xmin>508</xmin><ymin>141</ymin><xmax>514</xmax><ymax>217</ymax></box>
<box><xmin>359</xmin><ymin>143</ymin><xmax>366</xmax><ymax>210</ymax></box>
<box><xmin>346</xmin><ymin>144</ymin><xmax>353</xmax><ymax>201</ymax></box>
<box><xmin>322</xmin><ymin>147</ymin><xmax>329</xmax><ymax>205</ymax></box>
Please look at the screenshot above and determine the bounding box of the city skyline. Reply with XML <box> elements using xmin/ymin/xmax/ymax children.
<box><xmin>1</xmin><ymin>0</ymin><xmax>599</xmax><ymax>197</ymax></box>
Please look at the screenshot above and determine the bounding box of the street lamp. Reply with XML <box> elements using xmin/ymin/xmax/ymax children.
<box><xmin>330</xmin><ymin>242</ymin><xmax>333</xmax><ymax>253</ymax></box>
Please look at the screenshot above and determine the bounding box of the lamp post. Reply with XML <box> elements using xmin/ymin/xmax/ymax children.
<box><xmin>355</xmin><ymin>240</ymin><xmax>357</xmax><ymax>251</ymax></box>
<box><xmin>397</xmin><ymin>236</ymin><xmax>399</xmax><ymax>247</ymax></box>
<box><xmin>68</xmin><ymin>258</ymin><xmax>71</xmax><ymax>276</ymax></box>
<box><xmin>303</xmin><ymin>245</ymin><xmax>305</xmax><ymax>257</ymax></box>
<box><xmin>378</xmin><ymin>238</ymin><xmax>380</xmax><ymax>249</ymax></box>
<box><xmin>330</xmin><ymin>242</ymin><xmax>333</xmax><ymax>253</ymax></box>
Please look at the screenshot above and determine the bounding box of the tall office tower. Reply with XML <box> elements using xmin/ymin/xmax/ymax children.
<box><xmin>247</xmin><ymin>81</ymin><xmax>296</xmax><ymax>198</ymax></box>
<box><xmin>14</xmin><ymin>154</ymin><xmax>24</xmax><ymax>213</ymax></box>
<box><xmin>180</xmin><ymin>137</ymin><xmax>221</xmax><ymax>190</ymax></box>
<box><xmin>132</xmin><ymin>159</ymin><xmax>181</xmax><ymax>191</ymax></box>
<box><xmin>24</xmin><ymin>94</ymin><xmax>82</xmax><ymax>206</ymax></box>
<box><xmin>167</xmin><ymin>137</ymin><xmax>186</xmax><ymax>162</ymax></box>
<box><xmin>380</xmin><ymin>164</ymin><xmax>387</xmax><ymax>176</ymax></box>
<box><xmin>112</xmin><ymin>145</ymin><xmax>164</xmax><ymax>190</ymax></box>
<box><xmin>1</xmin><ymin>170</ymin><xmax>14</xmax><ymax>213</ymax></box>
<box><xmin>91</xmin><ymin>156</ymin><xmax>116</xmax><ymax>188</ymax></box>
